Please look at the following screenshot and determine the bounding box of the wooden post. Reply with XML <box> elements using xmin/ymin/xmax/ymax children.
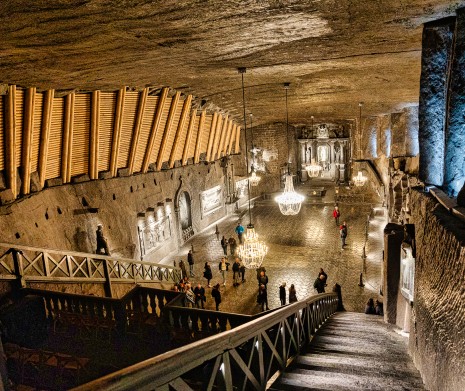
<box><xmin>156</xmin><ymin>91</ymin><xmax>180</xmax><ymax>171</ymax></box>
<box><xmin>4</xmin><ymin>85</ymin><xmax>17</xmax><ymax>198</ymax></box>
<box><xmin>90</xmin><ymin>90</ymin><xmax>101</xmax><ymax>180</ymax></box>
<box><xmin>194</xmin><ymin>110</ymin><xmax>206</xmax><ymax>163</ymax></box>
<box><xmin>210</xmin><ymin>114</ymin><xmax>223</xmax><ymax>161</ymax></box>
<box><xmin>181</xmin><ymin>109</ymin><xmax>196</xmax><ymax>165</ymax></box>
<box><xmin>110</xmin><ymin>88</ymin><xmax>126</xmax><ymax>177</ymax></box>
<box><xmin>169</xmin><ymin>95</ymin><xmax>192</xmax><ymax>168</ymax></box>
<box><xmin>206</xmin><ymin>112</ymin><xmax>218</xmax><ymax>161</ymax></box>
<box><xmin>61</xmin><ymin>93</ymin><xmax>75</xmax><ymax>183</ymax></box>
<box><xmin>21</xmin><ymin>87</ymin><xmax>36</xmax><ymax>195</ymax></box>
<box><xmin>128</xmin><ymin>88</ymin><xmax>148</xmax><ymax>174</ymax></box>
<box><xmin>11</xmin><ymin>248</ymin><xmax>26</xmax><ymax>289</ymax></box>
<box><xmin>38</xmin><ymin>89</ymin><xmax>54</xmax><ymax>188</ymax></box>
<box><xmin>102</xmin><ymin>259</ymin><xmax>113</xmax><ymax>298</ymax></box>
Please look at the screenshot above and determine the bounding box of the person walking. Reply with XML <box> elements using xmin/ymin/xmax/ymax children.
<box><xmin>279</xmin><ymin>282</ymin><xmax>286</xmax><ymax>305</ymax></box>
<box><xmin>193</xmin><ymin>283</ymin><xmax>206</xmax><ymax>309</ymax></box>
<box><xmin>232</xmin><ymin>258</ymin><xmax>241</xmax><ymax>286</ymax></box>
<box><xmin>340</xmin><ymin>221</ymin><xmax>348</xmax><ymax>249</ymax></box>
<box><xmin>257</xmin><ymin>284</ymin><xmax>269</xmax><ymax>311</ymax></box>
<box><xmin>289</xmin><ymin>284</ymin><xmax>298</xmax><ymax>303</ymax></box>
<box><xmin>314</xmin><ymin>274</ymin><xmax>326</xmax><ymax>293</ymax></box>
<box><xmin>319</xmin><ymin>268</ymin><xmax>328</xmax><ymax>286</ymax></box>
<box><xmin>96</xmin><ymin>224</ymin><xmax>110</xmax><ymax>255</ymax></box>
<box><xmin>203</xmin><ymin>261</ymin><xmax>213</xmax><ymax>287</ymax></box>
<box><xmin>228</xmin><ymin>237</ymin><xmax>237</xmax><ymax>256</ymax></box>
<box><xmin>219</xmin><ymin>257</ymin><xmax>229</xmax><ymax>286</ymax></box>
<box><xmin>332</xmin><ymin>205</ymin><xmax>340</xmax><ymax>225</ymax></box>
<box><xmin>212</xmin><ymin>283</ymin><xmax>222</xmax><ymax>311</ymax></box>
<box><xmin>179</xmin><ymin>259</ymin><xmax>188</xmax><ymax>280</ymax></box>
<box><xmin>235</xmin><ymin>222</ymin><xmax>245</xmax><ymax>244</ymax></box>
<box><xmin>257</xmin><ymin>270</ymin><xmax>268</xmax><ymax>289</ymax></box>
<box><xmin>187</xmin><ymin>250</ymin><xmax>195</xmax><ymax>277</ymax></box>
<box><xmin>240</xmin><ymin>262</ymin><xmax>246</xmax><ymax>283</ymax></box>
<box><xmin>220</xmin><ymin>236</ymin><xmax>228</xmax><ymax>256</ymax></box>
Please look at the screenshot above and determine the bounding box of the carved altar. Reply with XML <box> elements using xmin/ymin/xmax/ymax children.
<box><xmin>298</xmin><ymin>123</ymin><xmax>349</xmax><ymax>183</ymax></box>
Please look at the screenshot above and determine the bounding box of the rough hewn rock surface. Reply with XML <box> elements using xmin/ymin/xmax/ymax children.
<box><xmin>410</xmin><ymin>189</ymin><xmax>465</xmax><ymax>391</ymax></box>
<box><xmin>418</xmin><ymin>18</ymin><xmax>454</xmax><ymax>186</ymax></box>
<box><xmin>0</xmin><ymin>1</ymin><xmax>461</xmax><ymax>125</ymax></box>
<box><xmin>361</xmin><ymin>116</ymin><xmax>378</xmax><ymax>159</ymax></box>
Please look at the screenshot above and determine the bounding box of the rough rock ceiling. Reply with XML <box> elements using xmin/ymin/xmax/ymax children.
<box><xmin>0</xmin><ymin>0</ymin><xmax>463</xmax><ymax>126</ymax></box>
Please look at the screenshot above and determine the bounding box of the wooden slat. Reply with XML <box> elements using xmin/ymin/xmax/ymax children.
<box><xmin>128</xmin><ymin>88</ymin><xmax>148</xmax><ymax>174</ymax></box>
<box><xmin>71</xmin><ymin>94</ymin><xmax>90</xmax><ymax>178</ymax></box>
<box><xmin>39</xmin><ymin>90</ymin><xmax>54</xmax><ymax>185</ymax></box>
<box><xmin>118</xmin><ymin>91</ymin><xmax>139</xmax><ymax>169</ymax></box>
<box><xmin>205</xmin><ymin>112</ymin><xmax>218</xmax><ymax>161</ymax></box>
<box><xmin>215</xmin><ymin>115</ymin><xmax>229</xmax><ymax>160</ymax></box>
<box><xmin>182</xmin><ymin>109</ymin><xmax>196</xmax><ymax>165</ymax></box>
<box><xmin>227</xmin><ymin>124</ymin><xmax>237</xmax><ymax>154</ymax></box>
<box><xmin>31</xmin><ymin>92</ymin><xmax>43</xmax><ymax>174</ymax></box>
<box><xmin>90</xmin><ymin>90</ymin><xmax>100</xmax><ymax>180</ymax></box>
<box><xmin>0</xmin><ymin>97</ymin><xmax>4</xmax><ymax>170</ymax></box>
<box><xmin>5</xmin><ymin>85</ymin><xmax>17</xmax><ymax>198</ymax></box>
<box><xmin>61</xmin><ymin>93</ymin><xmax>75</xmax><ymax>183</ymax></box>
<box><xmin>234</xmin><ymin>127</ymin><xmax>241</xmax><ymax>154</ymax></box>
<box><xmin>169</xmin><ymin>95</ymin><xmax>192</xmax><ymax>168</ymax></box>
<box><xmin>46</xmin><ymin>96</ymin><xmax>63</xmax><ymax>180</ymax></box>
<box><xmin>21</xmin><ymin>87</ymin><xmax>36</xmax><ymax>194</ymax></box>
<box><xmin>134</xmin><ymin>95</ymin><xmax>158</xmax><ymax>173</ymax></box>
<box><xmin>98</xmin><ymin>92</ymin><xmax>116</xmax><ymax>172</ymax></box>
<box><xmin>222</xmin><ymin>120</ymin><xmax>233</xmax><ymax>157</ymax></box>
<box><xmin>156</xmin><ymin>91</ymin><xmax>180</xmax><ymax>171</ymax></box>
<box><xmin>142</xmin><ymin>87</ymin><xmax>168</xmax><ymax>173</ymax></box>
<box><xmin>207</xmin><ymin>115</ymin><xmax>226</xmax><ymax>161</ymax></box>
<box><xmin>110</xmin><ymin>88</ymin><xmax>126</xmax><ymax>177</ymax></box>
<box><xmin>14</xmin><ymin>89</ymin><xmax>24</xmax><ymax>170</ymax></box>
<box><xmin>194</xmin><ymin>111</ymin><xmax>206</xmax><ymax>164</ymax></box>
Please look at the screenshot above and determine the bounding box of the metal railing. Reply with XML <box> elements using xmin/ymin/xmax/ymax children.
<box><xmin>73</xmin><ymin>293</ymin><xmax>339</xmax><ymax>391</ymax></box>
<box><xmin>0</xmin><ymin>242</ymin><xmax>181</xmax><ymax>294</ymax></box>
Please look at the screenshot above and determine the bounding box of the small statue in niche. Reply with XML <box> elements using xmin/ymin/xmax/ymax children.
<box><xmin>334</xmin><ymin>145</ymin><xmax>341</xmax><ymax>163</ymax></box>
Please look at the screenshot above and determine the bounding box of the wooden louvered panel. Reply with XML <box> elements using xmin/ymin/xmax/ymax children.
<box><xmin>162</xmin><ymin>100</ymin><xmax>183</xmax><ymax>163</ymax></box>
<box><xmin>98</xmin><ymin>92</ymin><xmax>116</xmax><ymax>172</ymax></box>
<box><xmin>71</xmin><ymin>94</ymin><xmax>90</xmax><ymax>177</ymax></box>
<box><xmin>30</xmin><ymin>93</ymin><xmax>43</xmax><ymax>173</ymax></box>
<box><xmin>200</xmin><ymin>115</ymin><xmax>212</xmax><ymax>155</ymax></box>
<box><xmin>14</xmin><ymin>89</ymin><xmax>24</xmax><ymax>168</ymax></box>
<box><xmin>117</xmin><ymin>91</ymin><xmax>138</xmax><ymax>169</ymax></box>
<box><xmin>187</xmin><ymin>115</ymin><xmax>200</xmax><ymax>160</ymax></box>
<box><xmin>134</xmin><ymin>96</ymin><xmax>158</xmax><ymax>173</ymax></box>
<box><xmin>175</xmin><ymin>108</ymin><xmax>191</xmax><ymax>162</ymax></box>
<box><xmin>149</xmin><ymin>97</ymin><xmax>171</xmax><ymax>164</ymax></box>
<box><xmin>0</xmin><ymin>98</ymin><xmax>4</xmax><ymax>170</ymax></box>
<box><xmin>46</xmin><ymin>98</ymin><xmax>64</xmax><ymax>179</ymax></box>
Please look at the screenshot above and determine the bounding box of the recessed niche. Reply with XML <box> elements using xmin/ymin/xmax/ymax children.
<box><xmin>154</xmin><ymin>179</ymin><xmax>157</xmax><ymax>186</ymax></box>
<box><xmin>15</xmin><ymin>232</ymin><xmax>20</xmax><ymax>239</ymax></box>
<box><xmin>45</xmin><ymin>212</ymin><xmax>49</xmax><ymax>220</ymax></box>
<box><xmin>35</xmin><ymin>223</ymin><xmax>38</xmax><ymax>228</ymax></box>
<box><xmin>82</xmin><ymin>197</ymin><xmax>89</xmax><ymax>207</ymax></box>
<box><xmin>143</xmin><ymin>183</ymin><xmax>146</xmax><ymax>188</ymax></box>
<box><xmin>130</xmin><ymin>186</ymin><xmax>134</xmax><ymax>193</ymax></box>
<box><xmin>57</xmin><ymin>207</ymin><xmax>62</xmax><ymax>215</ymax></box>
<box><xmin>113</xmin><ymin>194</ymin><xmax>116</xmax><ymax>200</ymax></box>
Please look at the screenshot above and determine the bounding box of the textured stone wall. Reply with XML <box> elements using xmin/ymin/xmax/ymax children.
<box><xmin>404</xmin><ymin>106</ymin><xmax>419</xmax><ymax>157</ymax></box>
<box><xmin>0</xmin><ymin>159</ymin><xmax>233</xmax><ymax>263</ymax></box>
<box><xmin>418</xmin><ymin>18</ymin><xmax>455</xmax><ymax>186</ymax></box>
<box><xmin>361</xmin><ymin>116</ymin><xmax>378</xmax><ymax>159</ymax></box>
<box><xmin>377</xmin><ymin>114</ymin><xmax>391</xmax><ymax>158</ymax></box>
<box><xmin>409</xmin><ymin>189</ymin><xmax>465</xmax><ymax>391</ymax></box>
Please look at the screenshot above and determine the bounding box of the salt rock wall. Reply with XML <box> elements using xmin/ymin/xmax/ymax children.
<box><xmin>0</xmin><ymin>160</ymin><xmax>230</xmax><ymax>263</ymax></box>
<box><xmin>410</xmin><ymin>189</ymin><xmax>465</xmax><ymax>391</ymax></box>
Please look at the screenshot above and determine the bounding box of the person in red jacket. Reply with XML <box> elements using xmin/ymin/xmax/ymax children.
<box><xmin>332</xmin><ymin>205</ymin><xmax>340</xmax><ymax>225</ymax></box>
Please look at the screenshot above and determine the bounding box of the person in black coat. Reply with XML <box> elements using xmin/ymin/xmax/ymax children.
<box><xmin>257</xmin><ymin>284</ymin><xmax>269</xmax><ymax>311</ymax></box>
<box><xmin>187</xmin><ymin>250</ymin><xmax>195</xmax><ymax>277</ymax></box>
<box><xmin>232</xmin><ymin>258</ymin><xmax>241</xmax><ymax>286</ymax></box>
<box><xmin>211</xmin><ymin>283</ymin><xmax>222</xmax><ymax>311</ymax></box>
<box><xmin>203</xmin><ymin>261</ymin><xmax>213</xmax><ymax>287</ymax></box>
<box><xmin>279</xmin><ymin>282</ymin><xmax>286</xmax><ymax>305</ymax></box>
<box><xmin>220</xmin><ymin>236</ymin><xmax>228</xmax><ymax>255</ymax></box>
<box><xmin>193</xmin><ymin>283</ymin><xmax>206</xmax><ymax>309</ymax></box>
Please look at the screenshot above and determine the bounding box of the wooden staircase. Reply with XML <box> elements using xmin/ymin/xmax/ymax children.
<box><xmin>269</xmin><ymin>312</ymin><xmax>425</xmax><ymax>391</ymax></box>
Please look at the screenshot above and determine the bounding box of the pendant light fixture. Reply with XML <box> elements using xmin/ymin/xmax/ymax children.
<box><xmin>248</xmin><ymin>113</ymin><xmax>261</xmax><ymax>187</ymax></box>
<box><xmin>236</xmin><ymin>67</ymin><xmax>268</xmax><ymax>269</ymax></box>
<box><xmin>353</xmin><ymin>102</ymin><xmax>367</xmax><ymax>187</ymax></box>
<box><xmin>275</xmin><ymin>82</ymin><xmax>305</xmax><ymax>215</ymax></box>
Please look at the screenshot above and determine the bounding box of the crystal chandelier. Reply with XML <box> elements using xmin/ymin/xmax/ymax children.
<box><xmin>305</xmin><ymin>159</ymin><xmax>322</xmax><ymax>178</ymax></box>
<box><xmin>353</xmin><ymin>171</ymin><xmax>367</xmax><ymax>187</ymax></box>
<box><xmin>275</xmin><ymin>174</ymin><xmax>305</xmax><ymax>215</ymax></box>
<box><xmin>237</xmin><ymin>67</ymin><xmax>268</xmax><ymax>269</ymax></box>
<box><xmin>275</xmin><ymin>82</ymin><xmax>304</xmax><ymax>215</ymax></box>
<box><xmin>249</xmin><ymin>168</ymin><xmax>261</xmax><ymax>187</ymax></box>
<box><xmin>237</xmin><ymin>224</ymin><xmax>268</xmax><ymax>269</ymax></box>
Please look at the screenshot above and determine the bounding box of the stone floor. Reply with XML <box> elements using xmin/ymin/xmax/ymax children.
<box><xmin>161</xmin><ymin>180</ymin><xmax>386</xmax><ymax>314</ymax></box>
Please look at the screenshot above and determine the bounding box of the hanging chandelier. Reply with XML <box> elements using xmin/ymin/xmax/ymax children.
<box><xmin>237</xmin><ymin>224</ymin><xmax>268</xmax><ymax>269</ymax></box>
<box><xmin>275</xmin><ymin>82</ymin><xmax>304</xmax><ymax>215</ymax></box>
<box><xmin>248</xmin><ymin>113</ymin><xmax>261</xmax><ymax>187</ymax></box>
<box><xmin>249</xmin><ymin>168</ymin><xmax>261</xmax><ymax>187</ymax></box>
<box><xmin>275</xmin><ymin>174</ymin><xmax>305</xmax><ymax>215</ymax></box>
<box><xmin>237</xmin><ymin>67</ymin><xmax>268</xmax><ymax>269</ymax></box>
<box><xmin>305</xmin><ymin>159</ymin><xmax>322</xmax><ymax>178</ymax></box>
<box><xmin>353</xmin><ymin>171</ymin><xmax>367</xmax><ymax>187</ymax></box>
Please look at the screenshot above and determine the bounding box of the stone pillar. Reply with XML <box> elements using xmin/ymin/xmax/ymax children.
<box><xmin>404</xmin><ymin>106</ymin><xmax>419</xmax><ymax>157</ymax></box>
<box><xmin>383</xmin><ymin>223</ymin><xmax>404</xmax><ymax>325</ymax></box>
<box><xmin>445</xmin><ymin>10</ymin><xmax>465</xmax><ymax>196</ymax></box>
<box><xmin>419</xmin><ymin>18</ymin><xmax>455</xmax><ymax>186</ymax></box>
<box><xmin>363</xmin><ymin>116</ymin><xmax>378</xmax><ymax>159</ymax></box>
<box><xmin>378</xmin><ymin>114</ymin><xmax>391</xmax><ymax>157</ymax></box>
<box><xmin>390</xmin><ymin>112</ymin><xmax>406</xmax><ymax>157</ymax></box>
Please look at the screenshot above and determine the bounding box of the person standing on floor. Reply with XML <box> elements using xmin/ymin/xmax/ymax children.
<box><xmin>332</xmin><ymin>205</ymin><xmax>340</xmax><ymax>226</ymax></box>
<box><xmin>314</xmin><ymin>274</ymin><xmax>326</xmax><ymax>293</ymax></box>
<box><xmin>279</xmin><ymin>282</ymin><xmax>287</xmax><ymax>305</ymax></box>
<box><xmin>193</xmin><ymin>283</ymin><xmax>206</xmax><ymax>309</ymax></box>
<box><xmin>257</xmin><ymin>270</ymin><xmax>269</xmax><ymax>289</ymax></box>
<box><xmin>212</xmin><ymin>283</ymin><xmax>222</xmax><ymax>311</ymax></box>
<box><xmin>319</xmin><ymin>268</ymin><xmax>328</xmax><ymax>286</ymax></box>
<box><xmin>187</xmin><ymin>250</ymin><xmax>195</xmax><ymax>277</ymax></box>
<box><xmin>220</xmin><ymin>235</ymin><xmax>228</xmax><ymax>256</ymax></box>
<box><xmin>240</xmin><ymin>262</ymin><xmax>246</xmax><ymax>283</ymax></box>
<box><xmin>96</xmin><ymin>224</ymin><xmax>111</xmax><ymax>255</ymax></box>
<box><xmin>289</xmin><ymin>284</ymin><xmax>298</xmax><ymax>303</ymax></box>
<box><xmin>179</xmin><ymin>259</ymin><xmax>188</xmax><ymax>280</ymax></box>
<box><xmin>203</xmin><ymin>261</ymin><xmax>213</xmax><ymax>287</ymax></box>
<box><xmin>340</xmin><ymin>221</ymin><xmax>348</xmax><ymax>249</ymax></box>
<box><xmin>228</xmin><ymin>236</ymin><xmax>237</xmax><ymax>256</ymax></box>
<box><xmin>232</xmin><ymin>258</ymin><xmax>241</xmax><ymax>286</ymax></box>
<box><xmin>235</xmin><ymin>222</ymin><xmax>245</xmax><ymax>244</ymax></box>
<box><xmin>219</xmin><ymin>257</ymin><xmax>229</xmax><ymax>286</ymax></box>
<box><xmin>257</xmin><ymin>284</ymin><xmax>269</xmax><ymax>311</ymax></box>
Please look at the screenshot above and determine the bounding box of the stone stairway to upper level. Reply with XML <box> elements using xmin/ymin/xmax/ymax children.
<box><xmin>269</xmin><ymin>312</ymin><xmax>425</xmax><ymax>391</ymax></box>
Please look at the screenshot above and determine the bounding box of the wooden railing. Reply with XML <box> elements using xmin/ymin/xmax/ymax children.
<box><xmin>73</xmin><ymin>293</ymin><xmax>339</xmax><ymax>391</ymax></box>
<box><xmin>0</xmin><ymin>243</ymin><xmax>181</xmax><ymax>296</ymax></box>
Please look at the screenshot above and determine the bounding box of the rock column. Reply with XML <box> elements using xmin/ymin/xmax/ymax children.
<box><xmin>418</xmin><ymin>18</ymin><xmax>455</xmax><ymax>186</ymax></box>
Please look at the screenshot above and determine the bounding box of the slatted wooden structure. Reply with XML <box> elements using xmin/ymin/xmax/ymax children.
<box><xmin>0</xmin><ymin>86</ymin><xmax>241</xmax><ymax>200</ymax></box>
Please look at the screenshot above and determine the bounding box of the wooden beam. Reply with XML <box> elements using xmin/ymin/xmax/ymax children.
<box><xmin>234</xmin><ymin>127</ymin><xmax>241</xmax><ymax>154</ymax></box>
<box><xmin>205</xmin><ymin>112</ymin><xmax>218</xmax><ymax>162</ymax></box>
<box><xmin>227</xmin><ymin>124</ymin><xmax>237</xmax><ymax>155</ymax></box>
<box><xmin>156</xmin><ymin>91</ymin><xmax>180</xmax><ymax>171</ymax></box>
<box><xmin>38</xmin><ymin>90</ymin><xmax>54</xmax><ymax>188</ymax></box>
<box><xmin>169</xmin><ymin>94</ymin><xmax>192</xmax><ymax>168</ymax></box>
<box><xmin>61</xmin><ymin>93</ymin><xmax>75</xmax><ymax>183</ymax></box>
<box><xmin>90</xmin><ymin>90</ymin><xmax>100</xmax><ymax>180</ymax></box>
<box><xmin>214</xmin><ymin>115</ymin><xmax>229</xmax><ymax>161</ymax></box>
<box><xmin>128</xmin><ymin>88</ymin><xmax>148</xmax><ymax>174</ymax></box>
<box><xmin>110</xmin><ymin>88</ymin><xmax>126</xmax><ymax>177</ymax></box>
<box><xmin>194</xmin><ymin>110</ymin><xmax>206</xmax><ymax>164</ymax></box>
<box><xmin>4</xmin><ymin>85</ymin><xmax>17</xmax><ymax>198</ymax></box>
<box><xmin>220</xmin><ymin>119</ymin><xmax>233</xmax><ymax>158</ymax></box>
<box><xmin>182</xmin><ymin>109</ymin><xmax>196</xmax><ymax>165</ymax></box>
<box><xmin>142</xmin><ymin>87</ymin><xmax>169</xmax><ymax>173</ymax></box>
<box><xmin>21</xmin><ymin>87</ymin><xmax>36</xmax><ymax>195</ymax></box>
<box><xmin>210</xmin><ymin>114</ymin><xmax>224</xmax><ymax>161</ymax></box>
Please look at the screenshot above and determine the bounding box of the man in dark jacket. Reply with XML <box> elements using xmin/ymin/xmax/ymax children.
<box><xmin>193</xmin><ymin>283</ymin><xmax>205</xmax><ymax>309</ymax></box>
<box><xmin>187</xmin><ymin>250</ymin><xmax>195</xmax><ymax>277</ymax></box>
<box><xmin>232</xmin><ymin>258</ymin><xmax>241</xmax><ymax>286</ymax></box>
